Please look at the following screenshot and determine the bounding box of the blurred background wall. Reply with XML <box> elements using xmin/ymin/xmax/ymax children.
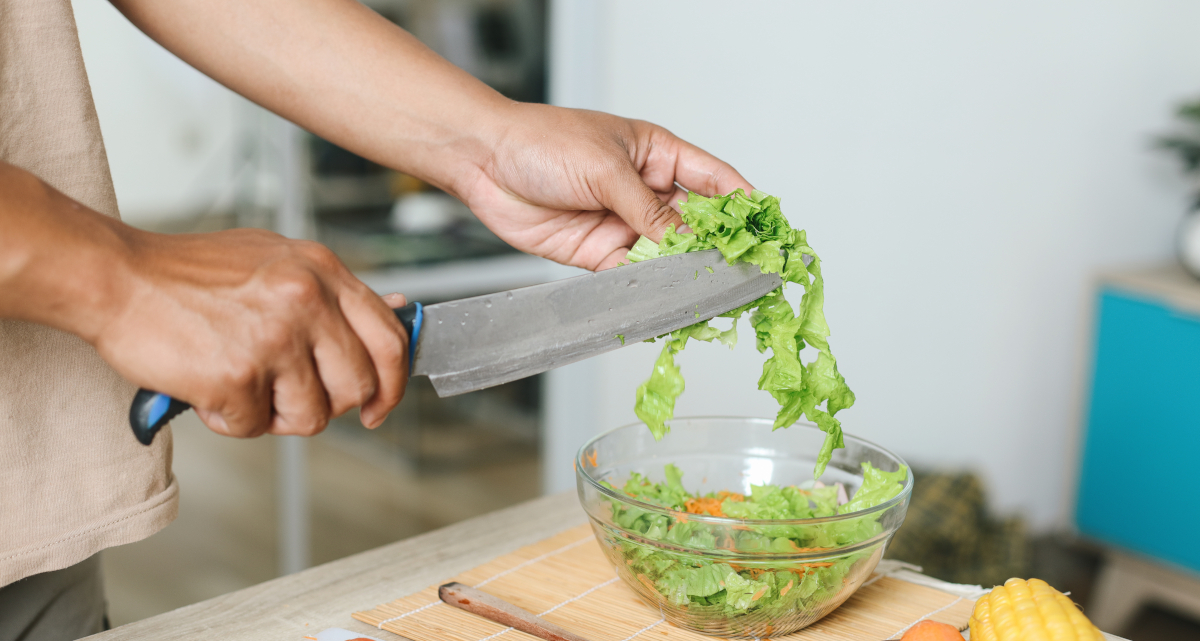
<box><xmin>545</xmin><ymin>1</ymin><xmax>1200</xmax><ymax>533</ymax></box>
<box><xmin>73</xmin><ymin>0</ymin><xmax>245</xmax><ymax>225</ymax></box>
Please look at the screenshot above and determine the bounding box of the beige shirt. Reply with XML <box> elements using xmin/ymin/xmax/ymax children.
<box><xmin>0</xmin><ymin>0</ymin><xmax>177</xmax><ymax>586</ymax></box>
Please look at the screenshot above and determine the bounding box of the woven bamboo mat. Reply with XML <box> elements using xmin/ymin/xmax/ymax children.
<box><xmin>354</xmin><ymin>524</ymin><xmax>974</xmax><ymax>641</ymax></box>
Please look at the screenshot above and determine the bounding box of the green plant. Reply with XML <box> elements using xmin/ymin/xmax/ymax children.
<box><xmin>1157</xmin><ymin>100</ymin><xmax>1200</xmax><ymax>208</ymax></box>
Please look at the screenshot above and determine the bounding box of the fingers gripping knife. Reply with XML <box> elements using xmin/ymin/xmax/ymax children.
<box><xmin>129</xmin><ymin>249</ymin><xmax>785</xmax><ymax>445</ymax></box>
<box><xmin>128</xmin><ymin>302</ymin><xmax>423</xmax><ymax>445</ymax></box>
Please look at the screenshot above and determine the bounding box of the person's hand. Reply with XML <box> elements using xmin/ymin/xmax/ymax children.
<box><xmin>456</xmin><ymin>104</ymin><xmax>755</xmax><ymax>271</ymax></box>
<box><xmin>93</xmin><ymin>228</ymin><xmax>408</xmax><ymax>438</ymax></box>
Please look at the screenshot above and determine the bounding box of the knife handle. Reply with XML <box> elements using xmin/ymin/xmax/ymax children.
<box><xmin>393</xmin><ymin>301</ymin><xmax>422</xmax><ymax>371</ymax></box>
<box><xmin>128</xmin><ymin>302</ymin><xmax>422</xmax><ymax>446</ymax></box>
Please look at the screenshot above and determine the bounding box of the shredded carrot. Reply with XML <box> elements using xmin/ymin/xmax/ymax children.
<box><xmin>751</xmin><ymin>586</ymin><xmax>768</xmax><ymax>601</ymax></box>
<box><xmin>799</xmin><ymin>562</ymin><xmax>834</xmax><ymax>568</ymax></box>
<box><xmin>684</xmin><ymin>497</ymin><xmax>725</xmax><ymax>517</ymax></box>
<box><xmin>674</xmin><ymin>510</ymin><xmax>689</xmax><ymax>524</ymax></box>
<box><xmin>637</xmin><ymin>573</ymin><xmax>656</xmax><ymax>592</ymax></box>
<box><xmin>781</xmin><ymin>579</ymin><xmax>793</xmax><ymax>596</ymax></box>
<box><xmin>717</xmin><ymin>490</ymin><xmax>745</xmax><ymax>502</ymax></box>
<box><xmin>585</xmin><ymin>449</ymin><xmax>598</xmax><ymax>468</ymax></box>
<box><xmin>726</xmin><ymin>564</ymin><xmax>773</xmax><ymax>579</ymax></box>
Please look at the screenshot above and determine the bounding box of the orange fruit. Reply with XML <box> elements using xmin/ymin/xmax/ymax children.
<box><xmin>901</xmin><ymin>620</ymin><xmax>965</xmax><ymax>641</ymax></box>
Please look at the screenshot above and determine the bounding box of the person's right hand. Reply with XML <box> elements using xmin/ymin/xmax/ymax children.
<box><xmin>93</xmin><ymin>228</ymin><xmax>408</xmax><ymax>438</ymax></box>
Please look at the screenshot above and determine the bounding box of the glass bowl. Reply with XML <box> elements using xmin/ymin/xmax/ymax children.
<box><xmin>575</xmin><ymin>417</ymin><xmax>912</xmax><ymax>638</ymax></box>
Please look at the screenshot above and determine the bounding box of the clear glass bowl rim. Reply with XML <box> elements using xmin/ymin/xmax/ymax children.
<box><xmin>576</xmin><ymin>416</ymin><xmax>914</xmax><ymax>527</ymax></box>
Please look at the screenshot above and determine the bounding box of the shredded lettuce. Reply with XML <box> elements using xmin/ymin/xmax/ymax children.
<box><xmin>628</xmin><ymin>189</ymin><xmax>854</xmax><ymax>477</ymax></box>
<box><xmin>598</xmin><ymin>462</ymin><xmax>907</xmax><ymax>622</ymax></box>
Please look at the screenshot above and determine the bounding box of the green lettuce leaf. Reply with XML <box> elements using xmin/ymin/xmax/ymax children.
<box><xmin>626</xmin><ymin>235</ymin><xmax>665</xmax><ymax>263</ymax></box>
<box><xmin>634</xmin><ymin>346</ymin><xmax>685</xmax><ymax>440</ymax></box>
<box><xmin>628</xmin><ymin>189</ymin><xmax>855</xmax><ymax>477</ymax></box>
<box><xmin>838</xmin><ymin>462</ymin><xmax>909</xmax><ymax>514</ymax></box>
<box><xmin>607</xmin><ymin>463</ymin><xmax>907</xmax><ymax>620</ymax></box>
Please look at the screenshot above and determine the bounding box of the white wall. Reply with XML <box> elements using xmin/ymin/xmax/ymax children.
<box><xmin>73</xmin><ymin>0</ymin><xmax>243</xmax><ymax>224</ymax></box>
<box><xmin>545</xmin><ymin>0</ymin><xmax>1200</xmax><ymax>529</ymax></box>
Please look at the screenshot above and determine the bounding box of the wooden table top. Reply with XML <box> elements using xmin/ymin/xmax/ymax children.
<box><xmin>86</xmin><ymin>492</ymin><xmax>587</xmax><ymax>641</ymax></box>
<box><xmin>86</xmin><ymin>490</ymin><xmax>1128</xmax><ymax>641</ymax></box>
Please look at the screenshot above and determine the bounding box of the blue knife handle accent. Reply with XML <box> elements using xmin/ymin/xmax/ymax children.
<box><xmin>394</xmin><ymin>301</ymin><xmax>422</xmax><ymax>372</ymax></box>
<box><xmin>128</xmin><ymin>301</ymin><xmax>421</xmax><ymax>445</ymax></box>
<box><xmin>129</xmin><ymin>389</ymin><xmax>191</xmax><ymax>446</ymax></box>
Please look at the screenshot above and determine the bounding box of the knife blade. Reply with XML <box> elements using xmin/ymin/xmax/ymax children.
<box><xmin>412</xmin><ymin>248</ymin><xmax>782</xmax><ymax>396</ymax></box>
<box><xmin>128</xmin><ymin>248</ymin><xmax>784</xmax><ymax>444</ymax></box>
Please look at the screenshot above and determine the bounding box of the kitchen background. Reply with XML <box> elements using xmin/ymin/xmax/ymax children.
<box><xmin>71</xmin><ymin>0</ymin><xmax>1200</xmax><ymax>638</ymax></box>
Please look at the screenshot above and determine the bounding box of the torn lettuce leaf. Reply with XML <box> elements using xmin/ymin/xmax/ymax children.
<box><xmin>627</xmin><ymin>189</ymin><xmax>854</xmax><ymax>477</ymax></box>
<box><xmin>602</xmin><ymin>462</ymin><xmax>907</xmax><ymax>618</ymax></box>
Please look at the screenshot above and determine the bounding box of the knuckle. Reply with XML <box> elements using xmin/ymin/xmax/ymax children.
<box><xmin>705</xmin><ymin>166</ymin><xmax>732</xmax><ymax>195</ymax></box>
<box><xmin>353</xmin><ymin>378</ymin><xmax>377</xmax><ymax>407</ymax></box>
<box><xmin>377</xmin><ymin>380</ymin><xmax>405</xmax><ymax>413</ymax></box>
<box><xmin>331</xmin><ymin>379</ymin><xmax>376</xmax><ymax>416</ymax></box>
<box><xmin>258</xmin><ymin>319</ymin><xmax>297</xmax><ymax>354</ymax></box>
<box><xmin>296</xmin><ymin>413</ymin><xmax>329</xmax><ymax>437</ymax></box>
<box><xmin>269</xmin><ymin>269</ymin><xmax>325</xmax><ymax>309</ymax></box>
<box><xmin>642</xmin><ymin>200</ymin><xmax>677</xmax><ymax>231</ymax></box>
<box><xmin>223</xmin><ymin>358</ymin><xmax>260</xmax><ymax>390</ymax></box>
<box><xmin>213</xmin><ymin>409</ymin><xmax>262</xmax><ymax>439</ymax></box>
<box><xmin>246</xmin><ymin>228</ymin><xmax>283</xmax><ymax>242</ymax></box>
<box><xmin>377</xmin><ymin>334</ymin><xmax>406</xmax><ymax>369</ymax></box>
<box><xmin>297</xmin><ymin>241</ymin><xmax>342</xmax><ymax>270</ymax></box>
<box><xmin>600</xmin><ymin>155</ymin><xmax>631</xmax><ymax>179</ymax></box>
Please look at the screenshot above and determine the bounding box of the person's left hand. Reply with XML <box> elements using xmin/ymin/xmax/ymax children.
<box><xmin>454</xmin><ymin>104</ymin><xmax>755</xmax><ymax>271</ymax></box>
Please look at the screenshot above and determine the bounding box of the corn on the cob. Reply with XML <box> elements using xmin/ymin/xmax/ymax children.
<box><xmin>969</xmin><ymin>578</ymin><xmax>1103</xmax><ymax>641</ymax></box>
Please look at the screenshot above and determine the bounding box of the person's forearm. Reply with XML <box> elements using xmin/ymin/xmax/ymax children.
<box><xmin>0</xmin><ymin>161</ymin><xmax>132</xmax><ymax>342</ymax></box>
<box><xmin>109</xmin><ymin>0</ymin><xmax>755</xmax><ymax>273</ymax></box>
<box><xmin>110</xmin><ymin>0</ymin><xmax>509</xmax><ymax>199</ymax></box>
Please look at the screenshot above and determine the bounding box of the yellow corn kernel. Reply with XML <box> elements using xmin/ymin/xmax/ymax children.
<box><xmin>969</xmin><ymin>578</ymin><xmax>1104</xmax><ymax>641</ymax></box>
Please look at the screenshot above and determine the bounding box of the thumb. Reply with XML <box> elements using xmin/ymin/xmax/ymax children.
<box><xmin>381</xmin><ymin>292</ymin><xmax>408</xmax><ymax>308</ymax></box>
<box><xmin>599</xmin><ymin>165</ymin><xmax>684</xmax><ymax>243</ymax></box>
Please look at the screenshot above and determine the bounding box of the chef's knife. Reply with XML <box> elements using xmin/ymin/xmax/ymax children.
<box><xmin>129</xmin><ymin>248</ymin><xmax>785</xmax><ymax>445</ymax></box>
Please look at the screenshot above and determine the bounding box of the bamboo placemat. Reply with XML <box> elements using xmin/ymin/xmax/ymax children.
<box><xmin>354</xmin><ymin>524</ymin><xmax>974</xmax><ymax>641</ymax></box>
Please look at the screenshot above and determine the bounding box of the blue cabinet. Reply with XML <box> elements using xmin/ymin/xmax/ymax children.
<box><xmin>1076</xmin><ymin>282</ymin><xmax>1200</xmax><ymax>573</ymax></box>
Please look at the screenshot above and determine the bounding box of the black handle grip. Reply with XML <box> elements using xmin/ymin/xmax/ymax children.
<box><xmin>128</xmin><ymin>302</ymin><xmax>421</xmax><ymax>445</ymax></box>
<box><xmin>129</xmin><ymin>389</ymin><xmax>192</xmax><ymax>446</ymax></box>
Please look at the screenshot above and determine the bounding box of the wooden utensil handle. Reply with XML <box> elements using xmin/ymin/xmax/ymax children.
<box><xmin>438</xmin><ymin>582</ymin><xmax>591</xmax><ymax>641</ymax></box>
